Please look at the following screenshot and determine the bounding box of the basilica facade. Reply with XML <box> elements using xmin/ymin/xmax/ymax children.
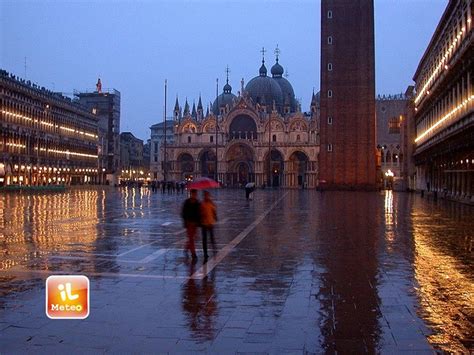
<box><xmin>157</xmin><ymin>56</ymin><xmax>320</xmax><ymax>188</ymax></box>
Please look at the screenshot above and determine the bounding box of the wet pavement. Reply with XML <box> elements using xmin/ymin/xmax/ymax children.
<box><xmin>0</xmin><ymin>187</ymin><xmax>472</xmax><ymax>353</ymax></box>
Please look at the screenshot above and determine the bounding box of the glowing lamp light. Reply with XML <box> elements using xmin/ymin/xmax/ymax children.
<box><xmin>385</xmin><ymin>170</ymin><xmax>394</xmax><ymax>178</ymax></box>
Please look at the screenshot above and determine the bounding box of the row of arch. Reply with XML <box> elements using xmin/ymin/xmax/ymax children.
<box><xmin>173</xmin><ymin>144</ymin><xmax>312</xmax><ymax>187</ymax></box>
<box><xmin>178</xmin><ymin>114</ymin><xmax>309</xmax><ymax>136</ymax></box>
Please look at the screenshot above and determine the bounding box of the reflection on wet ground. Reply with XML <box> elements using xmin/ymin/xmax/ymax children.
<box><xmin>0</xmin><ymin>188</ymin><xmax>472</xmax><ymax>353</ymax></box>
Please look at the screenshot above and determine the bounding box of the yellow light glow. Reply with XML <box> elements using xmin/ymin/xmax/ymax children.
<box><xmin>415</xmin><ymin>29</ymin><xmax>466</xmax><ymax>106</ymax></box>
<box><xmin>1</xmin><ymin>110</ymin><xmax>97</xmax><ymax>139</ymax></box>
<box><xmin>415</xmin><ymin>95</ymin><xmax>474</xmax><ymax>143</ymax></box>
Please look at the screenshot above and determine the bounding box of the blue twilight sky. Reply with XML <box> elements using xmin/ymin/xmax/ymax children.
<box><xmin>1</xmin><ymin>0</ymin><xmax>446</xmax><ymax>140</ymax></box>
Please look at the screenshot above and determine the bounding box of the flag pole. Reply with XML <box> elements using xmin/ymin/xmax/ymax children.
<box><xmin>215</xmin><ymin>78</ymin><xmax>219</xmax><ymax>182</ymax></box>
<box><xmin>164</xmin><ymin>79</ymin><xmax>167</xmax><ymax>183</ymax></box>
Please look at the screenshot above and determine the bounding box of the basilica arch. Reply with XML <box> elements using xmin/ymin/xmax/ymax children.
<box><xmin>288</xmin><ymin>150</ymin><xmax>309</xmax><ymax>187</ymax></box>
<box><xmin>224</xmin><ymin>142</ymin><xmax>255</xmax><ymax>187</ymax></box>
<box><xmin>177</xmin><ymin>152</ymin><xmax>195</xmax><ymax>180</ymax></box>
<box><xmin>263</xmin><ymin>149</ymin><xmax>285</xmax><ymax>187</ymax></box>
<box><xmin>228</xmin><ymin>114</ymin><xmax>258</xmax><ymax>141</ymax></box>
<box><xmin>199</xmin><ymin>149</ymin><xmax>216</xmax><ymax>178</ymax></box>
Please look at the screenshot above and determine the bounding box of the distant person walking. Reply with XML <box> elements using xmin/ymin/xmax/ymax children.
<box><xmin>200</xmin><ymin>191</ymin><xmax>217</xmax><ymax>261</ymax></box>
<box><xmin>181</xmin><ymin>189</ymin><xmax>200</xmax><ymax>262</ymax></box>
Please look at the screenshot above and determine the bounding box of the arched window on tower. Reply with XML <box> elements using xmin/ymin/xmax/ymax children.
<box><xmin>272</xmin><ymin>134</ymin><xmax>277</xmax><ymax>142</ymax></box>
<box><xmin>187</xmin><ymin>136</ymin><xmax>191</xmax><ymax>143</ymax></box>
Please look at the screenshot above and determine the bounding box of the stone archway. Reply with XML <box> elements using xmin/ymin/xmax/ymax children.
<box><xmin>177</xmin><ymin>153</ymin><xmax>194</xmax><ymax>180</ymax></box>
<box><xmin>229</xmin><ymin>114</ymin><xmax>257</xmax><ymax>140</ymax></box>
<box><xmin>200</xmin><ymin>149</ymin><xmax>216</xmax><ymax>178</ymax></box>
<box><xmin>264</xmin><ymin>149</ymin><xmax>284</xmax><ymax>187</ymax></box>
<box><xmin>289</xmin><ymin>151</ymin><xmax>309</xmax><ymax>187</ymax></box>
<box><xmin>225</xmin><ymin>143</ymin><xmax>255</xmax><ymax>187</ymax></box>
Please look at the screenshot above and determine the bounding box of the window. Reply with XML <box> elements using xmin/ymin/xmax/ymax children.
<box><xmin>154</xmin><ymin>156</ymin><xmax>157</xmax><ymax>162</ymax></box>
<box><xmin>296</xmin><ymin>134</ymin><xmax>301</xmax><ymax>142</ymax></box>
<box><xmin>154</xmin><ymin>143</ymin><xmax>158</xmax><ymax>153</ymax></box>
<box><xmin>187</xmin><ymin>136</ymin><xmax>191</xmax><ymax>143</ymax></box>
<box><xmin>210</xmin><ymin>136</ymin><xmax>214</xmax><ymax>143</ymax></box>
<box><xmin>272</xmin><ymin>134</ymin><xmax>277</xmax><ymax>142</ymax></box>
<box><xmin>327</xmin><ymin>10</ymin><xmax>333</xmax><ymax>19</ymax></box>
<box><xmin>328</xmin><ymin>63</ymin><xmax>333</xmax><ymax>71</ymax></box>
<box><xmin>327</xmin><ymin>116</ymin><xmax>333</xmax><ymax>125</ymax></box>
<box><xmin>328</xmin><ymin>36</ymin><xmax>333</xmax><ymax>44</ymax></box>
<box><xmin>328</xmin><ymin>90</ymin><xmax>333</xmax><ymax>98</ymax></box>
<box><xmin>388</xmin><ymin>117</ymin><xmax>401</xmax><ymax>134</ymax></box>
<box><xmin>327</xmin><ymin>144</ymin><xmax>333</xmax><ymax>152</ymax></box>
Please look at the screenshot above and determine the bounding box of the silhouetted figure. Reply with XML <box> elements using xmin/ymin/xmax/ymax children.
<box><xmin>181</xmin><ymin>189</ymin><xmax>200</xmax><ymax>262</ymax></box>
<box><xmin>200</xmin><ymin>191</ymin><xmax>217</xmax><ymax>261</ymax></box>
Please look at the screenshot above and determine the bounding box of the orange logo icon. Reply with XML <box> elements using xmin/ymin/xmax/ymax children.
<box><xmin>46</xmin><ymin>275</ymin><xmax>89</xmax><ymax>319</ymax></box>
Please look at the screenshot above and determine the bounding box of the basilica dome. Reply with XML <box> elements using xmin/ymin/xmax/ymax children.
<box><xmin>271</xmin><ymin>59</ymin><xmax>296</xmax><ymax>112</ymax></box>
<box><xmin>212</xmin><ymin>81</ymin><xmax>237</xmax><ymax>115</ymax></box>
<box><xmin>245</xmin><ymin>61</ymin><xmax>283</xmax><ymax>110</ymax></box>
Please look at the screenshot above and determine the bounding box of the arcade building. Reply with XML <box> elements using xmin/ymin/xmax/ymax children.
<box><xmin>155</xmin><ymin>53</ymin><xmax>320</xmax><ymax>188</ymax></box>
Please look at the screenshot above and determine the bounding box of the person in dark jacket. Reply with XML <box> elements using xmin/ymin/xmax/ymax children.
<box><xmin>181</xmin><ymin>189</ymin><xmax>200</xmax><ymax>262</ymax></box>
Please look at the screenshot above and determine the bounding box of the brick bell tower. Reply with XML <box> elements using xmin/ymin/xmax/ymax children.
<box><xmin>319</xmin><ymin>0</ymin><xmax>377</xmax><ymax>189</ymax></box>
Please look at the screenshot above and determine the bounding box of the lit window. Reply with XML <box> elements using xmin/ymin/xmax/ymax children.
<box><xmin>328</xmin><ymin>63</ymin><xmax>333</xmax><ymax>71</ymax></box>
<box><xmin>327</xmin><ymin>144</ymin><xmax>333</xmax><ymax>152</ymax></box>
<box><xmin>327</xmin><ymin>10</ymin><xmax>333</xmax><ymax>19</ymax></box>
<box><xmin>328</xmin><ymin>90</ymin><xmax>333</xmax><ymax>98</ymax></box>
<box><xmin>328</xmin><ymin>36</ymin><xmax>333</xmax><ymax>44</ymax></box>
<box><xmin>388</xmin><ymin>117</ymin><xmax>401</xmax><ymax>134</ymax></box>
<box><xmin>327</xmin><ymin>116</ymin><xmax>333</xmax><ymax>125</ymax></box>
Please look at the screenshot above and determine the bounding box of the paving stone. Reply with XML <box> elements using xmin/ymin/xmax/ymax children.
<box><xmin>0</xmin><ymin>189</ymin><xmax>472</xmax><ymax>353</ymax></box>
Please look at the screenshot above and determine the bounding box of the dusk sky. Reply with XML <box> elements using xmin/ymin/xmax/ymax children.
<box><xmin>1</xmin><ymin>0</ymin><xmax>446</xmax><ymax>140</ymax></box>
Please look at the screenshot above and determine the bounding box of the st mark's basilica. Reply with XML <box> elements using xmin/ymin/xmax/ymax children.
<box><xmin>160</xmin><ymin>51</ymin><xmax>320</xmax><ymax>188</ymax></box>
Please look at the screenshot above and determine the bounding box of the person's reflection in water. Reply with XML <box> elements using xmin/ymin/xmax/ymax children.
<box><xmin>181</xmin><ymin>263</ymin><xmax>218</xmax><ymax>341</ymax></box>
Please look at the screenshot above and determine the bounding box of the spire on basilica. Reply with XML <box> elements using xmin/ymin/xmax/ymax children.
<box><xmin>271</xmin><ymin>45</ymin><xmax>284</xmax><ymax>78</ymax></box>
<box><xmin>191</xmin><ymin>101</ymin><xmax>197</xmax><ymax>118</ymax></box>
<box><xmin>259</xmin><ymin>47</ymin><xmax>267</xmax><ymax>77</ymax></box>
<box><xmin>223</xmin><ymin>65</ymin><xmax>232</xmax><ymax>94</ymax></box>
<box><xmin>197</xmin><ymin>94</ymin><xmax>203</xmax><ymax>120</ymax></box>
<box><xmin>173</xmin><ymin>95</ymin><xmax>181</xmax><ymax>121</ymax></box>
<box><xmin>183</xmin><ymin>98</ymin><xmax>190</xmax><ymax>116</ymax></box>
<box><xmin>197</xmin><ymin>95</ymin><xmax>203</xmax><ymax>110</ymax></box>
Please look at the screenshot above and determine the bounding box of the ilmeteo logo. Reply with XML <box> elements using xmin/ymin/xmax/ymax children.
<box><xmin>46</xmin><ymin>275</ymin><xmax>90</xmax><ymax>319</ymax></box>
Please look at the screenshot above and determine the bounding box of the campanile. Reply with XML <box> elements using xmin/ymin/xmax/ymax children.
<box><xmin>319</xmin><ymin>0</ymin><xmax>377</xmax><ymax>189</ymax></box>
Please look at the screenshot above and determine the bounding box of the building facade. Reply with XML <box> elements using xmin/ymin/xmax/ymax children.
<box><xmin>319</xmin><ymin>0</ymin><xmax>377</xmax><ymax>189</ymax></box>
<box><xmin>120</xmin><ymin>132</ymin><xmax>146</xmax><ymax>183</ymax></box>
<box><xmin>75</xmin><ymin>88</ymin><xmax>121</xmax><ymax>185</ymax></box>
<box><xmin>149</xmin><ymin>120</ymin><xmax>174</xmax><ymax>180</ymax></box>
<box><xmin>376</xmin><ymin>93</ymin><xmax>412</xmax><ymax>189</ymax></box>
<box><xmin>412</xmin><ymin>0</ymin><xmax>473</xmax><ymax>202</ymax></box>
<box><xmin>0</xmin><ymin>70</ymin><xmax>99</xmax><ymax>186</ymax></box>
<box><xmin>157</xmin><ymin>57</ymin><xmax>319</xmax><ymax>188</ymax></box>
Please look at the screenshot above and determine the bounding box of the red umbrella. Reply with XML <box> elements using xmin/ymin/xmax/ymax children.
<box><xmin>187</xmin><ymin>177</ymin><xmax>220</xmax><ymax>190</ymax></box>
